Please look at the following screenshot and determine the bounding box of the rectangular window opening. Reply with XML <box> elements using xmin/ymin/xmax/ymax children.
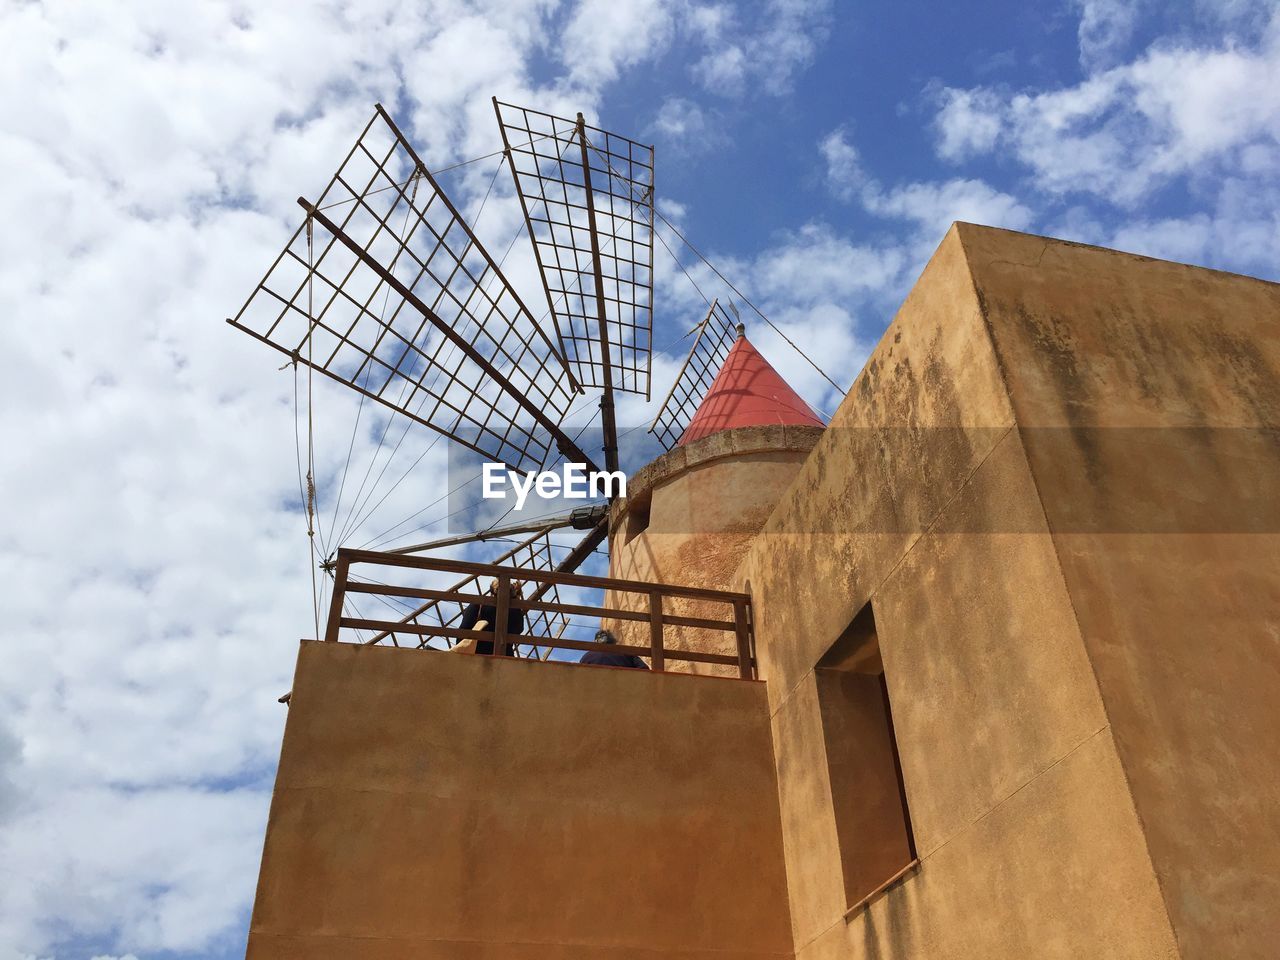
<box><xmin>624</xmin><ymin>493</ymin><xmax>651</xmax><ymax>543</ymax></box>
<box><xmin>816</xmin><ymin>601</ymin><xmax>918</xmax><ymax>915</ymax></box>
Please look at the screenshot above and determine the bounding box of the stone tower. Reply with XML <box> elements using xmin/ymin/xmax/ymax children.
<box><xmin>607</xmin><ymin>332</ymin><xmax>824</xmax><ymax>671</ymax></box>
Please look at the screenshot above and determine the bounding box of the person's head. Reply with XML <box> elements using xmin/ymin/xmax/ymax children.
<box><xmin>594</xmin><ymin>628</ymin><xmax>617</xmax><ymax>645</ymax></box>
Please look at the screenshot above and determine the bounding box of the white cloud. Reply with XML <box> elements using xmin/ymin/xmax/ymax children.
<box><xmin>865</xmin><ymin>178</ymin><xmax>1034</xmax><ymax>232</ymax></box>
<box><xmin>933</xmin><ymin>87</ymin><xmax>1005</xmax><ymax>160</ymax></box>
<box><xmin>822</xmin><ymin>128</ymin><xmax>1033</xmax><ymax>233</ymax></box>
<box><xmin>691</xmin><ymin>0</ymin><xmax>832</xmax><ymax>96</ymax></box>
<box><xmin>819</xmin><ymin>127</ymin><xmax>865</xmax><ymax>200</ymax></box>
<box><xmin>1074</xmin><ymin>0</ymin><xmax>1147</xmax><ymax>71</ymax></box>
<box><xmin>0</xmin><ymin>0</ymin><xmax>693</xmax><ymax>956</ymax></box>
<box><xmin>648</xmin><ymin>96</ymin><xmax>723</xmax><ymax>152</ymax></box>
<box><xmin>561</xmin><ymin>0</ymin><xmax>676</xmax><ymax>87</ymax></box>
<box><xmin>930</xmin><ymin>11</ymin><xmax>1280</xmax><ymax>206</ymax></box>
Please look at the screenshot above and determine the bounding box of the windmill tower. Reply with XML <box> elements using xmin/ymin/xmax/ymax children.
<box><xmin>228</xmin><ymin>101</ymin><xmax>1280</xmax><ymax>960</ymax></box>
<box><xmin>606</xmin><ymin>301</ymin><xmax>828</xmax><ymax>672</ymax></box>
<box><xmin>227</xmin><ymin>99</ymin><xmax>829</xmax><ymax>669</ymax></box>
<box><xmin>228</xmin><ymin>102</ymin><xmax>660</xmax><ymax>660</ymax></box>
<box><xmin>231</xmin><ymin>98</ymin><xmax>810</xmax><ymax>960</ymax></box>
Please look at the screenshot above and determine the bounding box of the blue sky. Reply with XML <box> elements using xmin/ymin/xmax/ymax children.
<box><xmin>1</xmin><ymin>1</ymin><xmax>1278</xmax><ymax>958</ymax></box>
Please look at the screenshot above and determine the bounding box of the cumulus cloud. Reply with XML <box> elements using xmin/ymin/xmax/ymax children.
<box><xmin>647</xmin><ymin>96</ymin><xmax>725</xmax><ymax>153</ymax></box>
<box><xmin>0</xmin><ymin>0</ymin><xmax>679</xmax><ymax>956</ymax></box>
<box><xmin>933</xmin><ymin>87</ymin><xmax>1005</xmax><ymax>160</ymax></box>
<box><xmin>691</xmin><ymin>0</ymin><xmax>833</xmax><ymax>96</ymax></box>
<box><xmin>822</xmin><ymin>128</ymin><xmax>1033</xmax><ymax>233</ymax></box>
<box><xmin>930</xmin><ymin>11</ymin><xmax>1280</xmax><ymax>207</ymax></box>
<box><xmin>1074</xmin><ymin>0</ymin><xmax>1147</xmax><ymax>71</ymax></box>
<box><xmin>561</xmin><ymin>0</ymin><xmax>676</xmax><ymax>88</ymax></box>
<box><xmin>923</xmin><ymin>5</ymin><xmax>1280</xmax><ymax>272</ymax></box>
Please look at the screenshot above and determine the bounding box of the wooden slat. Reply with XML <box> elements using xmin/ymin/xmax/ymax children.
<box><xmin>493</xmin><ymin>576</ymin><xmax>511</xmax><ymax>657</ymax></box>
<box><xmin>733</xmin><ymin>599</ymin><xmax>752</xmax><ymax>680</ymax></box>
<box><xmin>648</xmin><ymin>590</ymin><xmax>665</xmax><ymax>672</ymax></box>
<box><xmin>337</xmin><ymin>619</ymin><xmax>745</xmax><ymax>667</ymax></box>
<box><xmin>343</xmin><ymin>582</ymin><xmax>736</xmax><ymax>631</ymax></box>
<box><xmin>336</xmin><ymin>548</ymin><xmax>751</xmax><ymax>603</ymax></box>
<box><xmin>324</xmin><ymin>555</ymin><xmax>349</xmax><ymax>642</ymax></box>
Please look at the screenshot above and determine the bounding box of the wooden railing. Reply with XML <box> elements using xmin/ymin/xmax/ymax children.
<box><xmin>324</xmin><ymin>548</ymin><xmax>758</xmax><ymax>680</ymax></box>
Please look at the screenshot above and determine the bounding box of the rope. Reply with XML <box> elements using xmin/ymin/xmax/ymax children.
<box><xmin>305</xmin><ymin>221</ymin><xmax>320</xmax><ymax>639</ymax></box>
<box><xmin>653</xmin><ymin>209</ymin><xmax>845</xmax><ymax>395</ymax></box>
<box><xmin>578</xmin><ymin>130</ymin><xmax>843</xmax><ymax>399</ymax></box>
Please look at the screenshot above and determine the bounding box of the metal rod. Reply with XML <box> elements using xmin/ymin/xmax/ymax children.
<box><xmin>374</xmin><ymin>104</ymin><xmax>580</xmax><ymax>394</ymax></box>
<box><xmin>387</xmin><ymin>516</ymin><xmax>574</xmax><ymax>556</ymax></box>
<box><xmin>576</xmin><ymin>113</ymin><xmax>620</xmax><ymax>476</ymax></box>
<box><xmin>297</xmin><ymin>197</ymin><xmax>601</xmax><ymax>475</ymax></box>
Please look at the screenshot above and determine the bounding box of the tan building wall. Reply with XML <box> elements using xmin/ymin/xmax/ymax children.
<box><xmin>961</xmin><ymin>225</ymin><xmax>1280</xmax><ymax>960</ymax></box>
<box><xmin>246</xmin><ymin>223</ymin><xmax>1279</xmax><ymax>960</ymax></box>
<box><xmin>734</xmin><ymin>223</ymin><xmax>1280</xmax><ymax>960</ymax></box>
<box><xmin>607</xmin><ymin>425</ymin><xmax>822</xmax><ymax>672</ymax></box>
<box><xmin>246</xmin><ymin>641</ymin><xmax>793</xmax><ymax>960</ymax></box>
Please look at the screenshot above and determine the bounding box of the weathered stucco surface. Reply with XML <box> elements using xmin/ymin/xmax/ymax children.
<box><xmin>735</xmin><ymin>224</ymin><xmax>1211</xmax><ymax>960</ymax></box>
<box><xmin>607</xmin><ymin>425</ymin><xmax>822</xmax><ymax>673</ymax></box>
<box><xmin>247</xmin><ymin>223</ymin><xmax>1279</xmax><ymax>960</ymax></box>
<box><xmin>962</xmin><ymin>224</ymin><xmax>1280</xmax><ymax>960</ymax></box>
<box><xmin>247</xmin><ymin>641</ymin><xmax>792</xmax><ymax>959</ymax></box>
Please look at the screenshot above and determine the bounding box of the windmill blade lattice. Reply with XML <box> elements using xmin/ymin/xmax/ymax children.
<box><xmin>228</xmin><ymin>105</ymin><xmax>592</xmax><ymax>476</ymax></box>
<box><xmin>648</xmin><ymin>299</ymin><xmax>739</xmax><ymax>451</ymax></box>
<box><xmin>494</xmin><ymin>99</ymin><xmax>655</xmax><ymax>399</ymax></box>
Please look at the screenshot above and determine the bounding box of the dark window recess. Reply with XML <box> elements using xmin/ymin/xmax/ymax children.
<box><xmin>624</xmin><ymin>494</ymin><xmax>652</xmax><ymax>542</ymax></box>
<box><xmin>815</xmin><ymin>601</ymin><xmax>918</xmax><ymax>914</ymax></box>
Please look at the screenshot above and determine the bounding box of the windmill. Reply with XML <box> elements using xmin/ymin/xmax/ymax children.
<box><xmin>227</xmin><ymin>98</ymin><xmax>825</xmax><ymax>665</ymax></box>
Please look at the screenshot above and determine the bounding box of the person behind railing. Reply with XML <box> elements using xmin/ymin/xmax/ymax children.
<box><xmin>579</xmin><ymin>628</ymin><xmax>649</xmax><ymax>670</ymax></box>
<box><xmin>457</xmin><ymin>579</ymin><xmax>525</xmax><ymax>656</ymax></box>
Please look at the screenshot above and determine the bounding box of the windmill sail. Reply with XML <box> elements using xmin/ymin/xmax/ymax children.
<box><xmin>648</xmin><ymin>299</ymin><xmax>739</xmax><ymax>450</ymax></box>
<box><xmin>493</xmin><ymin>99</ymin><xmax>655</xmax><ymax>399</ymax></box>
<box><xmin>228</xmin><ymin>105</ymin><xmax>594</xmax><ymax>476</ymax></box>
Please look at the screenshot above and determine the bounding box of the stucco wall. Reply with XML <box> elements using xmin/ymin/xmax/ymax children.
<box><xmin>735</xmin><ymin>225</ymin><xmax>1181</xmax><ymax>960</ymax></box>
<box><xmin>607</xmin><ymin>426</ymin><xmax>821</xmax><ymax>674</ymax></box>
<box><xmin>963</xmin><ymin>224</ymin><xmax>1280</xmax><ymax>960</ymax></box>
<box><xmin>246</xmin><ymin>641</ymin><xmax>793</xmax><ymax>960</ymax></box>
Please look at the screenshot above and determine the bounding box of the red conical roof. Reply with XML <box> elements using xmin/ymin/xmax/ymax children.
<box><xmin>679</xmin><ymin>334</ymin><xmax>825</xmax><ymax>445</ymax></box>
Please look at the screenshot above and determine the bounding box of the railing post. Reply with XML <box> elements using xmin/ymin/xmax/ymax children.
<box><xmin>324</xmin><ymin>553</ymin><xmax>350</xmax><ymax>642</ymax></box>
<box><xmin>733</xmin><ymin>598</ymin><xmax>751</xmax><ymax>679</ymax></box>
<box><xmin>648</xmin><ymin>590</ymin><xmax>665</xmax><ymax>671</ymax></box>
<box><xmin>492</xmin><ymin>576</ymin><xmax>511</xmax><ymax>656</ymax></box>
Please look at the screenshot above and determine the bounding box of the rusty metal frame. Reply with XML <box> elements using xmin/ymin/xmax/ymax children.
<box><xmin>648</xmin><ymin>299</ymin><xmax>739</xmax><ymax>450</ymax></box>
<box><xmin>228</xmin><ymin>104</ymin><xmax>593</xmax><ymax>475</ymax></box>
<box><xmin>493</xmin><ymin>98</ymin><xmax>655</xmax><ymax>401</ymax></box>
